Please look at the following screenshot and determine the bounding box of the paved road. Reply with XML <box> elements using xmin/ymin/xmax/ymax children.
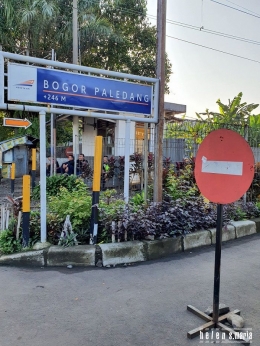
<box><xmin>0</xmin><ymin>234</ymin><xmax>259</xmax><ymax>346</ymax></box>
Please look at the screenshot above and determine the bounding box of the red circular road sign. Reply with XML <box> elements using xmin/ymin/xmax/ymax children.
<box><xmin>195</xmin><ymin>129</ymin><xmax>255</xmax><ymax>204</ymax></box>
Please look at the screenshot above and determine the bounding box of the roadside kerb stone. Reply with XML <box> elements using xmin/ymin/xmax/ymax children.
<box><xmin>143</xmin><ymin>237</ymin><xmax>183</xmax><ymax>261</ymax></box>
<box><xmin>99</xmin><ymin>241</ymin><xmax>145</xmax><ymax>266</ymax></box>
<box><xmin>210</xmin><ymin>224</ymin><xmax>236</xmax><ymax>244</ymax></box>
<box><xmin>47</xmin><ymin>245</ymin><xmax>95</xmax><ymax>266</ymax></box>
<box><xmin>253</xmin><ymin>218</ymin><xmax>260</xmax><ymax>233</ymax></box>
<box><xmin>230</xmin><ymin>220</ymin><xmax>256</xmax><ymax>238</ymax></box>
<box><xmin>0</xmin><ymin>250</ymin><xmax>45</xmax><ymax>266</ymax></box>
<box><xmin>183</xmin><ymin>230</ymin><xmax>211</xmax><ymax>251</ymax></box>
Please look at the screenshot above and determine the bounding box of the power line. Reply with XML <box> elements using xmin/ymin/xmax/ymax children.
<box><xmin>167</xmin><ymin>35</ymin><xmax>260</xmax><ymax>64</ymax></box>
<box><xmin>209</xmin><ymin>0</ymin><xmax>260</xmax><ymax>19</ymax></box>
<box><xmin>224</xmin><ymin>0</ymin><xmax>260</xmax><ymax>16</ymax></box>
<box><xmin>68</xmin><ymin>0</ymin><xmax>260</xmax><ymax>47</ymax></box>
<box><xmin>147</xmin><ymin>15</ymin><xmax>260</xmax><ymax>46</ymax></box>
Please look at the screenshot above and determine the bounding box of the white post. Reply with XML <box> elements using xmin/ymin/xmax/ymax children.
<box><xmin>50</xmin><ymin>49</ymin><xmax>55</xmax><ymax>176</ymax></box>
<box><xmin>124</xmin><ymin>119</ymin><xmax>131</xmax><ymax>203</ymax></box>
<box><xmin>144</xmin><ymin>123</ymin><xmax>149</xmax><ymax>202</ymax></box>
<box><xmin>40</xmin><ymin>110</ymin><xmax>47</xmax><ymax>243</ymax></box>
<box><xmin>73</xmin><ymin>118</ymin><xmax>79</xmax><ymax>174</ymax></box>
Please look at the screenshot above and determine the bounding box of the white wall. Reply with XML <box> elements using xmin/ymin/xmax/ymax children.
<box><xmin>81</xmin><ymin>118</ymin><xmax>97</xmax><ymax>156</ymax></box>
<box><xmin>114</xmin><ymin>119</ymin><xmax>135</xmax><ymax>156</ymax></box>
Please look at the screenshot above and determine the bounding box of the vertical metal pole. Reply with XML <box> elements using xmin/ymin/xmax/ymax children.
<box><xmin>89</xmin><ymin>136</ymin><xmax>103</xmax><ymax>245</ymax></box>
<box><xmin>73</xmin><ymin>123</ymin><xmax>79</xmax><ymax>175</ymax></box>
<box><xmin>124</xmin><ymin>119</ymin><xmax>131</xmax><ymax>203</ymax></box>
<box><xmin>153</xmin><ymin>0</ymin><xmax>167</xmax><ymax>203</ymax></box>
<box><xmin>144</xmin><ymin>123</ymin><xmax>148</xmax><ymax>202</ymax></box>
<box><xmin>243</xmin><ymin>124</ymin><xmax>249</xmax><ymax>203</ymax></box>
<box><xmin>11</xmin><ymin>163</ymin><xmax>15</xmax><ymax>195</ymax></box>
<box><xmin>213</xmin><ymin>204</ymin><xmax>223</xmax><ymax>325</ymax></box>
<box><xmin>31</xmin><ymin>148</ymin><xmax>36</xmax><ymax>188</ymax></box>
<box><xmin>53</xmin><ymin>116</ymin><xmax>57</xmax><ymax>176</ymax></box>
<box><xmin>22</xmin><ymin>175</ymin><xmax>30</xmax><ymax>247</ymax></box>
<box><xmin>39</xmin><ymin>111</ymin><xmax>47</xmax><ymax>243</ymax></box>
<box><xmin>50</xmin><ymin>114</ymin><xmax>54</xmax><ymax>176</ymax></box>
<box><xmin>50</xmin><ymin>49</ymin><xmax>55</xmax><ymax>176</ymax></box>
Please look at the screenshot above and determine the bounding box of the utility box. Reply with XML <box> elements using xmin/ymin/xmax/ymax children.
<box><xmin>0</xmin><ymin>136</ymin><xmax>39</xmax><ymax>178</ymax></box>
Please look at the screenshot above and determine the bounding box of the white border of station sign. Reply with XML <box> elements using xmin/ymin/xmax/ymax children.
<box><xmin>8</xmin><ymin>63</ymin><xmax>153</xmax><ymax>116</ymax></box>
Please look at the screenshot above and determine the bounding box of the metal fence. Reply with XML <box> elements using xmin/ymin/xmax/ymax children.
<box><xmin>46</xmin><ymin>120</ymin><xmax>260</xmax><ymax>197</ymax></box>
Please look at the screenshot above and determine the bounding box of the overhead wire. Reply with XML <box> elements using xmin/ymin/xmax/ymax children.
<box><xmin>224</xmin><ymin>0</ymin><xmax>260</xmax><ymax>16</ymax></box>
<box><xmin>147</xmin><ymin>15</ymin><xmax>260</xmax><ymax>46</ymax></box>
<box><xmin>2</xmin><ymin>0</ymin><xmax>260</xmax><ymax>66</ymax></box>
<box><xmin>167</xmin><ymin>35</ymin><xmax>260</xmax><ymax>64</ymax></box>
<box><xmin>209</xmin><ymin>0</ymin><xmax>260</xmax><ymax>19</ymax></box>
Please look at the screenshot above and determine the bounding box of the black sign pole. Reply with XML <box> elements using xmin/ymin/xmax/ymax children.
<box><xmin>212</xmin><ymin>203</ymin><xmax>223</xmax><ymax>325</ymax></box>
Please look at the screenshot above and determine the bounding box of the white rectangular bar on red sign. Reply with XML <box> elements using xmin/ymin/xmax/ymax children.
<box><xmin>201</xmin><ymin>156</ymin><xmax>243</xmax><ymax>176</ymax></box>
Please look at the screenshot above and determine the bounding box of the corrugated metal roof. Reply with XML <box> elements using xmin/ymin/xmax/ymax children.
<box><xmin>0</xmin><ymin>135</ymin><xmax>38</xmax><ymax>152</ymax></box>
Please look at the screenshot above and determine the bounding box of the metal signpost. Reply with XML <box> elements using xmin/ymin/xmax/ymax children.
<box><xmin>187</xmin><ymin>129</ymin><xmax>255</xmax><ymax>344</ymax></box>
<box><xmin>0</xmin><ymin>51</ymin><xmax>159</xmax><ymax>244</ymax></box>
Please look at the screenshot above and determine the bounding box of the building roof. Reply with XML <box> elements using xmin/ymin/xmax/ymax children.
<box><xmin>0</xmin><ymin>135</ymin><xmax>38</xmax><ymax>152</ymax></box>
<box><xmin>164</xmin><ymin>102</ymin><xmax>186</xmax><ymax>122</ymax></box>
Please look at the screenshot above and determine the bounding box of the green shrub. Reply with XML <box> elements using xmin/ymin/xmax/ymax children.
<box><xmin>47</xmin><ymin>213</ymin><xmax>63</xmax><ymax>244</ymax></box>
<box><xmin>29</xmin><ymin>211</ymin><xmax>41</xmax><ymax>246</ymax></box>
<box><xmin>0</xmin><ymin>229</ymin><xmax>22</xmax><ymax>255</ymax></box>
<box><xmin>130</xmin><ymin>191</ymin><xmax>145</xmax><ymax>207</ymax></box>
<box><xmin>32</xmin><ymin>175</ymin><xmax>88</xmax><ymax>200</ymax></box>
<box><xmin>48</xmin><ymin>186</ymin><xmax>92</xmax><ymax>234</ymax></box>
<box><xmin>165</xmin><ymin>165</ymin><xmax>198</xmax><ymax>200</ymax></box>
<box><xmin>98</xmin><ymin>197</ymin><xmax>125</xmax><ymax>243</ymax></box>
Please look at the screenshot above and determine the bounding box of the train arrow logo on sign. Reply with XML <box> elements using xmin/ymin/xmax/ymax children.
<box><xmin>3</xmin><ymin>118</ymin><xmax>32</xmax><ymax>129</ymax></box>
<box><xmin>195</xmin><ymin>129</ymin><xmax>255</xmax><ymax>204</ymax></box>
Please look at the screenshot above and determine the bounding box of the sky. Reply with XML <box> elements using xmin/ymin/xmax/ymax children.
<box><xmin>146</xmin><ymin>0</ymin><xmax>260</xmax><ymax>119</ymax></box>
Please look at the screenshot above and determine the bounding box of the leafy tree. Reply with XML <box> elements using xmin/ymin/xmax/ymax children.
<box><xmin>196</xmin><ymin>92</ymin><xmax>259</xmax><ymax>127</ymax></box>
<box><xmin>1</xmin><ymin>0</ymin><xmax>172</xmax><ymax>84</ymax></box>
<box><xmin>1</xmin><ymin>0</ymin><xmax>172</xmax><ymax>142</ymax></box>
<box><xmin>166</xmin><ymin>93</ymin><xmax>260</xmax><ymax>147</ymax></box>
<box><xmin>0</xmin><ymin>111</ymin><xmax>15</xmax><ymax>142</ymax></box>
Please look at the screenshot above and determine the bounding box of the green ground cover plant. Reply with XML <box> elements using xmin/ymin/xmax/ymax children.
<box><xmin>32</xmin><ymin>175</ymin><xmax>87</xmax><ymax>199</ymax></box>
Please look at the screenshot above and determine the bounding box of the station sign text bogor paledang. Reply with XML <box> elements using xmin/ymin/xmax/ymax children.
<box><xmin>7</xmin><ymin>63</ymin><xmax>152</xmax><ymax>115</ymax></box>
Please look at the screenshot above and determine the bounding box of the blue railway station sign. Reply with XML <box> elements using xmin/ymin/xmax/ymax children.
<box><xmin>8</xmin><ymin>63</ymin><xmax>153</xmax><ymax>115</ymax></box>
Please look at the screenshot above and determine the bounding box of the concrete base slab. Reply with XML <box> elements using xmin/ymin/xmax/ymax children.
<box><xmin>47</xmin><ymin>245</ymin><xmax>95</xmax><ymax>266</ymax></box>
<box><xmin>230</xmin><ymin>220</ymin><xmax>256</xmax><ymax>238</ymax></box>
<box><xmin>33</xmin><ymin>242</ymin><xmax>52</xmax><ymax>250</ymax></box>
<box><xmin>183</xmin><ymin>230</ymin><xmax>211</xmax><ymax>251</ymax></box>
<box><xmin>210</xmin><ymin>224</ymin><xmax>236</xmax><ymax>244</ymax></box>
<box><xmin>0</xmin><ymin>250</ymin><xmax>45</xmax><ymax>266</ymax></box>
<box><xmin>144</xmin><ymin>237</ymin><xmax>182</xmax><ymax>261</ymax></box>
<box><xmin>99</xmin><ymin>241</ymin><xmax>145</xmax><ymax>266</ymax></box>
<box><xmin>252</xmin><ymin>218</ymin><xmax>260</xmax><ymax>233</ymax></box>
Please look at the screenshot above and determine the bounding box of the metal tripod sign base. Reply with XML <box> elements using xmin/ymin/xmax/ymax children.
<box><xmin>187</xmin><ymin>205</ymin><xmax>251</xmax><ymax>345</ymax></box>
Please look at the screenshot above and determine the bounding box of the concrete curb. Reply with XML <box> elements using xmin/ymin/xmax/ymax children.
<box><xmin>99</xmin><ymin>241</ymin><xmax>146</xmax><ymax>266</ymax></box>
<box><xmin>47</xmin><ymin>245</ymin><xmax>96</xmax><ymax>267</ymax></box>
<box><xmin>0</xmin><ymin>219</ymin><xmax>259</xmax><ymax>267</ymax></box>
<box><xmin>0</xmin><ymin>250</ymin><xmax>45</xmax><ymax>266</ymax></box>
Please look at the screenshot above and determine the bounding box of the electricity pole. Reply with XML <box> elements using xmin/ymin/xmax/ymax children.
<box><xmin>153</xmin><ymin>0</ymin><xmax>167</xmax><ymax>203</ymax></box>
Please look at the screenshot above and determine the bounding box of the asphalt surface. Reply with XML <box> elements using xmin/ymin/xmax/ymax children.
<box><xmin>0</xmin><ymin>233</ymin><xmax>259</xmax><ymax>346</ymax></box>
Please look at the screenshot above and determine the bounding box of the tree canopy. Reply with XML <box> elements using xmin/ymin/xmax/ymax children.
<box><xmin>0</xmin><ymin>0</ymin><xmax>172</xmax><ymax>84</ymax></box>
<box><xmin>0</xmin><ymin>0</ymin><xmax>172</xmax><ymax>142</ymax></box>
